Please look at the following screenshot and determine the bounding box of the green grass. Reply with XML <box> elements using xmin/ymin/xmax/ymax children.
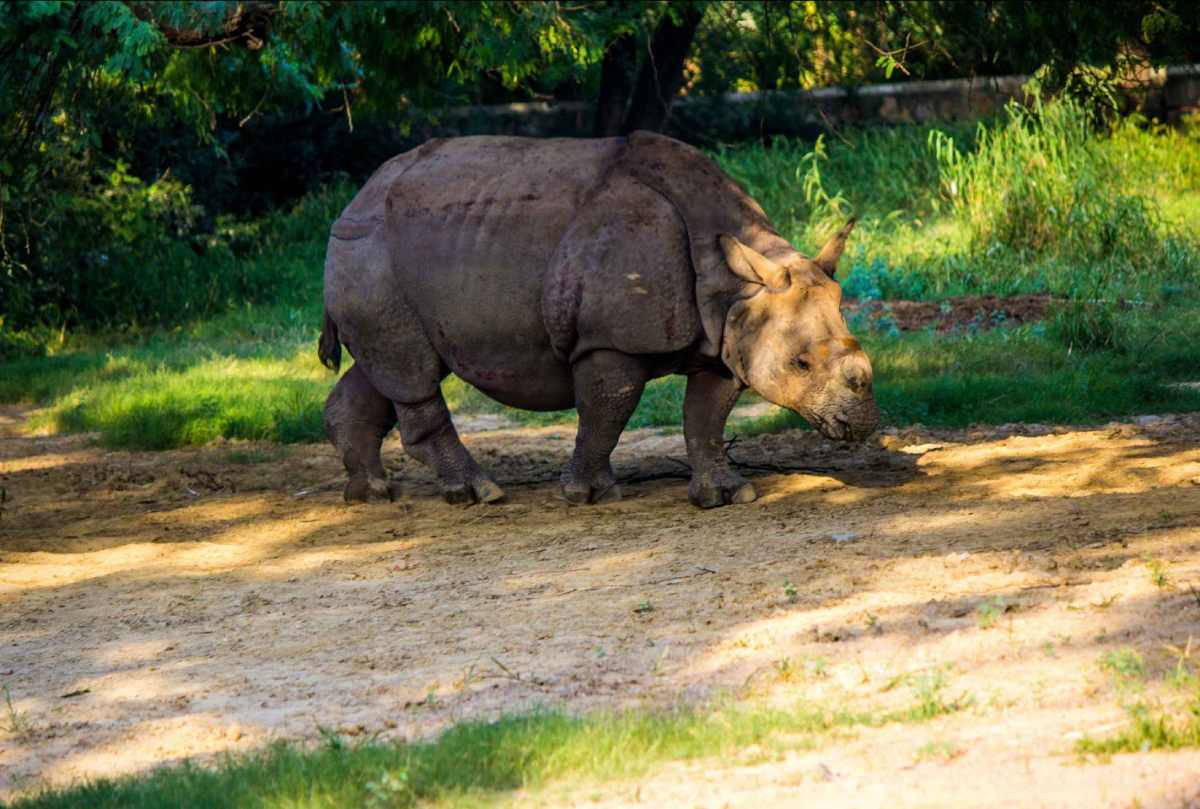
<box><xmin>7</xmin><ymin>685</ymin><xmax>967</xmax><ymax>809</ymax></box>
<box><xmin>3</xmin><ymin>102</ymin><xmax>1199</xmax><ymax>449</ymax></box>
<box><xmin>716</xmin><ymin>100</ymin><xmax>1200</xmax><ymax>301</ymax></box>
<box><xmin>1076</xmin><ymin>648</ymin><xmax>1200</xmax><ymax>757</ymax></box>
<box><xmin>1075</xmin><ymin>697</ymin><xmax>1200</xmax><ymax>756</ymax></box>
<box><xmin>11</xmin><ymin>306</ymin><xmax>1200</xmax><ymax>450</ymax></box>
<box><xmin>7</xmin><ymin>294</ymin><xmax>1200</xmax><ymax>450</ymax></box>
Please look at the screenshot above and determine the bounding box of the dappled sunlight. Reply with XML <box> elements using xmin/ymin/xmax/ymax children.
<box><xmin>90</xmin><ymin>638</ymin><xmax>185</xmax><ymax>671</ymax></box>
<box><xmin>759</xmin><ymin>481</ymin><xmax>882</xmax><ymax>508</ymax></box>
<box><xmin>908</xmin><ymin>430</ymin><xmax>1200</xmax><ymax>501</ymax></box>
<box><xmin>4</xmin><ymin>417</ymin><xmax>1200</xmax><ymax>798</ymax></box>
<box><xmin>37</xmin><ymin>713</ymin><xmax>268</xmax><ymax>797</ymax></box>
<box><xmin>496</xmin><ymin>549</ymin><xmax>664</xmax><ymax>595</ymax></box>
<box><xmin>677</xmin><ymin>544</ymin><xmax>1200</xmax><ymax>718</ymax></box>
<box><xmin>0</xmin><ymin>497</ymin><xmax>368</xmax><ymax>594</ymax></box>
<box><xmin>755</xmin><ymin>474</ymin><xmax>843</xmax><ymax>500</ymax></box>
<box><xmin>870</xmin><ymin>505</ymin><xmax>997</xmax><ymax>539</ymax></box>
<box><xmin>0</xmin><ymin>448</ymin><xmax>99</xmax><ymax>475</ymax></box>
<box><xmin>25</xmin><ymin>519</ymin><xmax>396</xmax><ymax>591</ymax></box>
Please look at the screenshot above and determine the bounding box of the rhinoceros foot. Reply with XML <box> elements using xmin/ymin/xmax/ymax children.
<box><xmin>561</xmin><ymin>480</ymin><xmax>622</xmax><ymax>505</ymax></box>
<box><xmin>442</xmin><ymin>477</ymin><xmax>506</xmax><ymax>506</ymax></box>
<box><xmin>344</xmin><ymin>476</ymin><xmax>399</xmax><ymax>504</ymax></box>
<box><xmin>688</xmin><ymin>470</ymin><xmax>757</xmax><ymax>509</ymax></box>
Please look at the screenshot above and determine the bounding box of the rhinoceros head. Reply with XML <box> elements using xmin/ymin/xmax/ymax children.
<box><xmin>718</xmin><ymin>219</ymin><xmax>879</xmax><ymax>442</ymax></box>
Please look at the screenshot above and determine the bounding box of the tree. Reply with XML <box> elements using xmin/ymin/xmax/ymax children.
<box><xmin>0</xmin><ymin>1</ymin><xmax>678</xmax><ymax>331</ymax></box>
<box><xmin>592</xmin><ymin>3</ymin><xmax>705</xmax><ymax>135</ymax></box>
<box><xmin>3</xmin><ymin>0</ymin><xmax>1198</xmax><ymax>336</ymax></box>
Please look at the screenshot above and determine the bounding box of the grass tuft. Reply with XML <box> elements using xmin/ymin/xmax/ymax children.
<box><xmin>10</xmin><ymin>689</ymin><xmax>969</xmax><ymax>809</ymax></box>
<box><xmin>1076</xmin><ymin>696</ymin><xmax>1200</xmax><ymax>756</ymax></box>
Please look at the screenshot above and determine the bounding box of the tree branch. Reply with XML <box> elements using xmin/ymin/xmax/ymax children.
<box><xmin>129</xmin><ymin>1</ymin><xmax>277</xmax><ymax>51</ymax></box>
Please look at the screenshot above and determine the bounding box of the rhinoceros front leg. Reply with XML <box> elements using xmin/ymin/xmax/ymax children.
<box><xmin>562</xmin><ymin>350</ymin><xmax>648</xmax><ymax>504</ymax></box>
<box><xmin>324</xmin><ymin>364</ymin><xmax>399</xmax><ymax>503</ymax></box>
<box><xmin>684</xmin><ymin>370</ymin><xmax>757</xmax><ymax>509</ymax></box>
<box><xmin>395</xmin><ymin>392</ymin><xmax>505</xmax><ymax>505</ymax></box>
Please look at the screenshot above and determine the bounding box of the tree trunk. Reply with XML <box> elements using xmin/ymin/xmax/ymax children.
<box><xmin>593</xmin><ymin>32</ymin><xmax>638</xmax><ymax>137</ymax></box>
<box><xmin>621</xmin><ymin>5</ymin><xmax>703</xmax><ymax>134</ymax></box>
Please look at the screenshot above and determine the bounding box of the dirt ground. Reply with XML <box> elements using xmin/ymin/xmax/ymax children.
<box><xmin>2</xmin><ymin>405</ymin><xmax>1200</xmax><ymax>807</ymax></box>
<box><xmin>842</xmin><ymin>294</ymin><xmax>1054</xmax><ymax>333</ymax></box>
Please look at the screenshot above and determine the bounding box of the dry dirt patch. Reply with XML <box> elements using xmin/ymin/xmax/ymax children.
<box><xmin>2</xmin><ymin>413</ymin><xmax>1200</xmax><ymax>806</ymax></box>
<box><xmin>842</xmin><ymin>293</ymin><xmax>1054</xmax><ymax>332</ymax></box>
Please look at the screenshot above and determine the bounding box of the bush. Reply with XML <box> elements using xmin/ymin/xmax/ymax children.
<box><xmin>1048</xmin><ymin>299</ymin><xmax>1126</xmax><ymax>353</ymax></box>
<box><xmin>1</xmin><ymin>175</ymin><xmax>353</xmax><ymax>335</ymax></box>
<box><xmin>927</xmin><ymin>100</ymin><xmax>1198</xmax><ymax>303</ymax></box>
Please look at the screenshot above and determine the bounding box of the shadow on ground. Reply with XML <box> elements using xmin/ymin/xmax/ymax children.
<box><xmin>2</xmin><ymin>414</ymin><xmax>1200</xmax><ymax>803</ymax></box>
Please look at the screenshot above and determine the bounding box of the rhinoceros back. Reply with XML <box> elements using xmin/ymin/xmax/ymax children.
<box><xmin>335</xmin><ymin>137</ymin><xmax>624</xmax><ymax>269</ymax></box>
<box><xmin>326</xmin><ymin>137</ymin><xmax>629</xmax><ymax>409</ymax></box>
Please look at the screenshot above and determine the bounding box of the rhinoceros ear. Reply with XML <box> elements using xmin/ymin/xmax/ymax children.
<box><xmin>814</xmin><ymin>217</ymin><xmax>857</xmax><ymax>278</ymax></box>
<box><xmin>719</xmin><ymin>235</ymin><xmax>790</xmax><ymax>291</ymax></box>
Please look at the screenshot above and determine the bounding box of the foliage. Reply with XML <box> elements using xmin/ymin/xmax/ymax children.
<box><xmin>691</xmin><ymin>1</ymin><xmax>1199</xmax><ymax>97</ymax></box>
<box><xmin>0</xmin><ymin>1</ymin><xmax>667</xmax><ymax>334</ymax></box>
<box><xmin>718</xmin><ymin>100</ymin><xmax>1200</xmax><ymax>309</ymax></box>
<box><xmin>3</xmin><ymin>1</ymin><xmax>1199</xmax><ymax>339</ymax></box>
<box><xmin>929</xmin><ymin>100</ymin><xmax>1174</xmax><ymax>283</ymax></box>
<box><xmin>0</xmin><ymin>174</ymin><xmax>351</xmax><ymax>342</ymax></box>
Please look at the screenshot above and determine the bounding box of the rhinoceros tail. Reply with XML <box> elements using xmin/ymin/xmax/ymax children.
<box><xmin>318</xmin><ymin>310</ymin><xmax>342</xmax><ymax>373</ymax></box>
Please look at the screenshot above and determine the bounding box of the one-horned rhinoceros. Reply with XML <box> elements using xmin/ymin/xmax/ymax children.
<box><xmin>318</xmin><ymin>131</ymin><xmax>879</xmax><ymax>508</ymax></box>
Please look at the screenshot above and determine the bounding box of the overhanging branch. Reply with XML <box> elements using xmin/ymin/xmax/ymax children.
<box><xmin>129</xmin><ymin>1</ymin><xmax>276</xmax><ymax>51</ymax></box>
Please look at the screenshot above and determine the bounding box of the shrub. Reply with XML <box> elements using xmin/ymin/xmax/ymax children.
<box><xmin>927</xmin><ymin>100</ymin><xmax>1198</xmax><ymax>308</ymax></box>
<box><xmin>1</xmin><ymin>175</ymin><xmax>353</xmax><ymax>335</ymax></box>
<box><xmin>1049</xmin><ymin>300</ymin><xmax>1126</xmax><ymax>353</ymax></box>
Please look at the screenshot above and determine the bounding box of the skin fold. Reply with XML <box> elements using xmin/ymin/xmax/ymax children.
<box><xmin>319</xmin><ymin>131</ymin><xmax>878</xmax><ymax>509</ymax></box>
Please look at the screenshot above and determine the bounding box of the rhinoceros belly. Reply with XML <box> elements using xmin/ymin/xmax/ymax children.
<box><xmin>378</xmin><ymin>137</ymin><xmax>626</xmax><ymax>411</ymax></box>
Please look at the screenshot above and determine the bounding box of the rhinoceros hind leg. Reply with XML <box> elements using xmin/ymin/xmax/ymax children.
<box><xmin>324</xmin><ymin>364</ymin><xmax>399</xmax><ymax>503</ymax></box>
<box><xmin>395</xmin><ymin>392</ymin><xmax>504</xmax><ymax>505</ymax></box>
<box><xmin>561</xmin><ymin>351</ymin><xmax>648</xmax><ymax>505</ymax></box>
<box><xmin>684</xmin><ymin>370</ymin><xmax>757</xmax><ymax>509</ymax></box>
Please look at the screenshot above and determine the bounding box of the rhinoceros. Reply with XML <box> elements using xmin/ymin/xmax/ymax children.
<box><xmin>318</xmin><ymin>131</ymin><xmax>878</xmax><ymax>508</ymax></box>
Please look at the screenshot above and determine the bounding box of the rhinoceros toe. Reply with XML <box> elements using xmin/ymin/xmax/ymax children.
<box><xmin>474</xmin><ymin>479</ymin><xmax>506</xmax><ymax>504</ymax></box>
<box><xmin>561</xmin><ymin>481</ymin><xmax>621</xmax><ymax>505</ymax></box>
<box><xmin>689</xmin><ymin>473</ymin><xmax>757</xmax><ymax>509</ymax></box>
<box><xmin>344</xmin><ymin>476</ymin><xmax>396</xmax><ymax>504</ymax></box>
<box><xmin>443</xmin><ymin>477</ymin><xmax>505</xmax><ymax>506</ymax></box>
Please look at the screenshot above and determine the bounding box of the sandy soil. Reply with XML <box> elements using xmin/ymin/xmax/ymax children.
<box><xmin>2</xmin><ymin>407</ymin><xmax>1200</xmax><ymax>807</ymax></box>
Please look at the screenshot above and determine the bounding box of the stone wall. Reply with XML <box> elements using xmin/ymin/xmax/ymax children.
<box><xmin>1158</xmin><ymin>64</ymin><xmax>1200</xmax><ymax>123</ymax></box>
<box><xmin>405</xmin><ymin>66</ymin><xmax>1200</xmax><ymax>145</ymax></box>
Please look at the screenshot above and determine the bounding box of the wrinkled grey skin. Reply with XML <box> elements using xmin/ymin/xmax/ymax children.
<box><xmin>319</xmin><ymin>131</ymin><xmax>879</xmax><ymax>509</ymax></box>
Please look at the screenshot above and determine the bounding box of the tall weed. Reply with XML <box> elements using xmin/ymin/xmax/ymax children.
<box><xmin>928</xmin><ymin>100</ymin><xmax>1196</xmax><ymax>307</ymax></box>
<box><xmin>717</xmin><ymin>103</ymin><xmax>1198</xmax><ymax>309</ymax></box>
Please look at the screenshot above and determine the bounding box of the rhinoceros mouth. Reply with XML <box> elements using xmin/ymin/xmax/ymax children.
<box><xmin>811</xmin><ymin>413</ymin><xmax>850</xmax><ymax>441</ymax></box>
<box><xmin>809</xmin><ymin>408</ymin><xmax>878</xmax><ymax>442</ymax></box>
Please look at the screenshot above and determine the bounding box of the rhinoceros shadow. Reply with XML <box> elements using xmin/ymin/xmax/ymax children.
<box><xmin>459</xmin><ymin>429</ymin><xmax>926</xmax><ymax>496</ymax></box>
<box><xmin>624</xmin><ymin>440</ymin><xmax>925</xmax><ymax>491</ymax></box>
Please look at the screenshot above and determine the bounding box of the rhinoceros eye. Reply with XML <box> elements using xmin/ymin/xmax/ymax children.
<box><xmin>794</xmin><ymin>357</ymin><xmax>811</xmax><ymax>372</ymax></box>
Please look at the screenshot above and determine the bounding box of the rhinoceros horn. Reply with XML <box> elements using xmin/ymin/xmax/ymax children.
<box><xmin>814</xmin><ymin>217</ymin><xmax>858</xmax><ymax>278</ymax></box>
<box><xmin>719</xmin><ymin>235</ymin><xmax>790</xmax><ymax>291</ymax></box>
